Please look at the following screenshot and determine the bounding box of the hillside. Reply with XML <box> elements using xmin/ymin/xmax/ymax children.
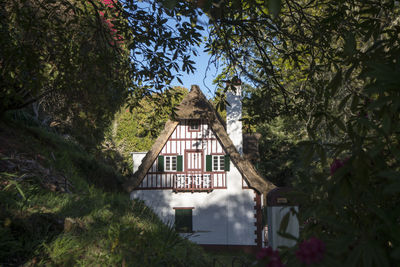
<box><xmin>0</xmin><ymin>113</ymin><xmax>209</xmax><ymax>266</ymax></box>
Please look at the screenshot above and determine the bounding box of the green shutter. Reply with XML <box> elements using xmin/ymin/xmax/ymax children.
<box><xmin>175</xmin><ymin>209</ymin><xmax>192</xmax><ymax>233</ymax></box>
<box><xmin>177</xmin><ymin>155</ymin><xmax>183</xmax><ymax>171</ymax></box>
<box><xmin>224</xmin><ymin>155</ymin><xmax>230</xmax><ymax>171</ymax></box>
<box><xmin>157</xmin><ymin>155</ymin><xmax>164</xmax><ymax>172</ymax></box>
<box><xmin>206</xmin><ymin>155</ymin><xmax>212</xmax><ymax>171</ymax></box>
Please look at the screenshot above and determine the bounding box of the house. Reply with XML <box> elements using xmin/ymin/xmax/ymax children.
<box><xmin>125</xmin><ymin>84</ymin><xmax>275</xmax><ymax>250</ymax></box>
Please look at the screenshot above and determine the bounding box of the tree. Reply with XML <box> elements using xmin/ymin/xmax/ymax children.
<box><xmin>1</xmin><ymin>0</ymin><xmax>203</xmax><ymax>148</ymax></box>
<box><xmin>105</xmin><ymin>86</ymin><xmax>188</xmax><ymax>171</ymax></box>
<box><xmin>204</xmin><ymin>0</ymin><xmax>400</xmax><ymax>265</ymax></box>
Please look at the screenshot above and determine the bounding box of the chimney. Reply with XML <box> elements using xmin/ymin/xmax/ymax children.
<box><xmin>226</xmin><ymin>79</ymin><xmax>243</xmax><ymax>155</ymax></box>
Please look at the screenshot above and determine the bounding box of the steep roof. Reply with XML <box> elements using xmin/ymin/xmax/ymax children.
<box><xmin>124</xmin><ymin>85</ymin><xmax>275</xmax><ymax>194</ymax></box>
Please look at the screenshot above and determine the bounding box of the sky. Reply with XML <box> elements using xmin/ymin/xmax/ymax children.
<box><xmin>168</xmin><ymin>15</ymin><xmax>221</xmax><ymax>99</ymax></box>
<box><xmin>170</xmin><ymin>43</ymin><xmax>219</xmax><ymax>99</ymax></box>
<box><xmin>124</xmin><ymin>1</ymin><xmax>222</xmax><ymax>99</ymax></box>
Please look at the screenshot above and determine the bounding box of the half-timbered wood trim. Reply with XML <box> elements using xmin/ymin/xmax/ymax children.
<box><xmin>168</xmin><ymin>137</ymin><xmax>217</xmax><ymax>141</ymax></box>
<box><xmin>185</xmin><ymin>149</ymin><xmax>203</xmax><ymax>172</ymax></box>
<box><xmin>125</xmin><ymin>85</ymin><xmax>275</xmax><ymax>194</ymax></box>
<box><xmin>254</xmin><ymin>192</ymin><xmax>263</xmax><ymax>248</ymax></box>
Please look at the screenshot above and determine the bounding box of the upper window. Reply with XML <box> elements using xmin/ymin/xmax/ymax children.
<box><xmin>188</xmin><ymin>120</ymin><xmax>200</xmax><ymax>131</ymax></box>
<box><xmin>213</xmin><ymin>155</ymin><xmax>225</xmax><ymax>171</ymax></box>
<box><xmin>165</xmin><ymin>156</ymin><xmax>177</xmax><ymax>171</ymax></box>
<box><xmin>206</xmin><ymin>155</ymin><xmax>230</xmax><ymax>172</ymax></box>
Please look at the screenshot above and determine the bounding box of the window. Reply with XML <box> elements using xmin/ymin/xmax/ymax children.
<box><xmin>174</xmin><ymin>208</ymin><xmax>193</xmax><ymax>233</ymax></box>
<box><xmin>213</xmin><ymin>155</ymin><xmax>225</xmax><ymax>171</ymax></box>
<box><xmin>188</xmin><ymin>120</ymin><xmax>200</xmax><ymax>131</ymax></box>
<box><xmin>206</xmin><ymin>155</ymin><xmax>230</xmax><ymax>172</ymax></box>
<box><xmin>165</xmin><ymin>156</ymin><xmax>177</xmax><ymax>171</ymax></box>
<box><xmin>158</xmin><ymin>155</ymin><xmax>183</xmax><ymax>172</ymax></box>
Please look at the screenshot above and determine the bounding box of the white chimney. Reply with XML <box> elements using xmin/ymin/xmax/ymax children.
<box><xmin>226</xmin><ymin>82</ymin><xmax>243</xmax><ymax>155</ymax></box>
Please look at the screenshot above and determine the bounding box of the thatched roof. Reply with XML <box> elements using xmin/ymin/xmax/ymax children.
<box><xmin>124</xmin><ymin>85</ymin><xmax>275</xmax><ymax>194</ymax></box>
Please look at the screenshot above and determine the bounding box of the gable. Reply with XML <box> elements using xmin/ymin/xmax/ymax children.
<box><xmin>137</xmin><ymin>119</ymin><xmax>229</xmax><ymax>190</ymax></box>
<box><xmin>124</xmin><ymin>85</ymin><xmax>275</xmax><ymax>194</ymax></box>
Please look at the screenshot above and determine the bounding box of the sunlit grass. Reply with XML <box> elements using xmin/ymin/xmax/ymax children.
<box><xmin>0</xmin><ymin>116</ymin><xmax>209</xmax><ymax>266</ymax></box>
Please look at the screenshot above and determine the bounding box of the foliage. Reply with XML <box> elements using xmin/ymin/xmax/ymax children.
<box><xmin>204</xmin><ymin>0</ymin><xmax>400</xmax><ymax>265</ymax></box>
<box><xmin>1</xmin><ymin>0</ymin><xmax>129</xmax><ymax>147</ymax></box>
<box><xmin>256</xmin><ymin>116</ymin><xmax>307</xmax><ymax>186</ymax></box>
<box><xmin>106</xmin><ymin>86</ymin><xmax>188</xmax><ymax>170</ymax></box>
<box><xmin>1</xmin><ymin>0</ymin><xmax>204</xmax><ymax>149</ymax></box>
<box><xmin>0</xmin><ymin>115</ymin><xmax>209</xmax><ymax>266</ymax></box>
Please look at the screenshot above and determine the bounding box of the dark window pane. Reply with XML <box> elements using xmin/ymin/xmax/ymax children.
<box><xmin>175</xmin><ymin>209</ymin><xmax>192</xmax><ymax>233</ymax></box>
<box><xmin>166</xmin><ymin>157</ymin><xmax>170</xmax><ymax>171</ymax></box>
<box><xmin>172</xmin><ymin>156</ymin><xmax>177</xmax><ymax>170</ymax></box>
<box><xmin>189</xmin><ymin>120</ymin><xmax>199</xmax><ymax>130</ymax></box>
<box><xmin>219</xmin><ymin>156</ymin><xmax>225</xmax><ymax>170</ymax></box>
<box><xmin>213</xmin><ymin>156</ymin><xmax>218</xmax><ymax>170</ymax></box>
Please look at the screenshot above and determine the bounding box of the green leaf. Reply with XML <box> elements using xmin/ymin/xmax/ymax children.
<box><xmin>279</xmin><ymin>211</ymin><xmax>290</xmax><ymax>233</ymax></box>
<box><xmin>350</xmin><ymin>94</ymin><xmax>359</xmax><ymax>112</ymax></box>
<box><xmin>162</xmin><ymin>0</ymin><xmax>177</xmax><ymax>9</ymax></box>
<box><xmin>382</xmin><ymin>112</ymin><xmax>391</xmax><ymax>134</ymax></box>
<box><xmin>327</xmin><ymin>69</ymin><xmax>342</xmax><ymax>96</ymax></box>
<box><xmin>267</xmin><ymin>0</ymin><xmax>282</xmax><ymax>18</ymax></box>
<box><xmin>333</xmin><ymin>116</ymin><xmax>346</xmax><ymax>131</ymax></box>
<box><xmin>391</xmin><ymin>246</ymin><xmax>400</xmax><ymax>260</ymax></box>
<box><xmin>316</xmin><ymin>144</ymin><xmax>327</xmax><ymax>165</ymax></box>
<box><xmin>343</xmin><ymin>32</ymin><xmax>356</xmax><ymax>56</ymax></box>
<box><xmin>277</xmin><ymin>231</ymin><xmax>299</xmax><ymax>241</ymax></box>
<box><xmin>338</xmin><ymin>94</ymin><xmax>352</xmax><ymax>110</ymax></box>
<box><xmin>302</xmin><ymin>142</ymin><xmax>315</xmax><ymax>164</ymax></box>
<box><xmin>7</xmin><ymin>180</ymin><xmax>26</xmax><ymax>200</ymax></box>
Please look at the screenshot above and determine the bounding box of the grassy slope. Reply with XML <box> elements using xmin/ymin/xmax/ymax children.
<box><xmin>0</xmin><ymin>116</ymin><xmax>209</xmax><ymax>266</ymax></box>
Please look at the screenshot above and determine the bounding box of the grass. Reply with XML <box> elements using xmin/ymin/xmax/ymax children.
<box><xmin>0</xmin><ymin>114</ymin><xmax>211</xmax><ymax>266</ymax></box>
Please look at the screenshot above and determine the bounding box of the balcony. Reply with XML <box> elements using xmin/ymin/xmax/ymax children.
<box><xmin>173</xmin><ymin>173</ymin><xmax>213</xmax><ymax>192</ymax></box>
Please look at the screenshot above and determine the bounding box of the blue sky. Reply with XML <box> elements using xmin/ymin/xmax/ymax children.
<box><xmin>168</xmin><ymin>15</ymin><xmax>220</xmax><ymax>99</ymax></box>
<box><xmin>132</xmin><ymin>2</ymin><xmax>221</xmax><ymax>99</ymax></box>
<box><xmin>170</xmin><ymin>43</ymin><xmax>219</xmax><ymax>99</ymax></box>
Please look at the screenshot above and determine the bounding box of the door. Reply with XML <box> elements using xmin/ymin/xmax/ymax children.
<box><xmin>185</xmin><ymin>150</ymin><xmax>207</xmax><ymax>189</ymax></box>
<box><xmin>186</xmin><ymin>150</ymin><xmax>203</xmax><ymax>171</ymax></box>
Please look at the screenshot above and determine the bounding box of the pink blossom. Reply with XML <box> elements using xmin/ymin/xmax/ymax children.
<box><xmin>267</xmin><ymin>257</ymin><xmax>284</xmax><ymax>267</ymax></box>
<box><xmin>330</xmin><ymin>158</ymin><xmax>344</xmax><ymax>175</ymax></box>
<box><xmin>256</xmin><ymin>247</ymin><xmax>274</xmax><ymax>259</ymax></box>
<box><xmin>330</xmin><ymin>157</ymin><xmax>349</xmax><ymax>175</ymax></box>
<box><xmin>256</xmin><ymin>247</ymin><xmax>284</xmax><ymax>267</ymax></box>
<box><xmin>296</xmin><ymin>237</ymin><xmax>325</xmax><ymax>265</ymax></box>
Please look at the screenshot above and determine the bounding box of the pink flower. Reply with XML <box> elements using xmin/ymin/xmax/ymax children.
<box><xmin>330</xmin><ymin>157</ymin><xmax>349</xmax><ymax>175</ymax></box>
<box><xmin>267</xmin><ymin>257</ymin><xmax>284</xmax><ymax>267</ymax></box>
<box><xmin>256</xmin><ymin>247</ymin><xmax>274</xmax><ymax>259</ymax></box>
<box><xmin>330</xmin><ymin>159</ymin><xmax>344</xmax><ymax>175</ymax></box>
<box><xmin>256</xmin><ymin>247</ymin><xmax>284</xmax><ymax>267</ymax></box>
<box><xmin>296</xmin><ymin>237</ymin><xmax>325</xmax><ymax>265</ymax></box>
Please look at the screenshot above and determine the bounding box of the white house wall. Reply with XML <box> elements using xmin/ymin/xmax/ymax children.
<box><xmin>131</xmin><ymin>120</ymin><xmax>259</xmax><ymax>246</ymax></box>
<box><xmin>131</xmin><ymin>163</ymin><xmax>258</xmax><ymax>246</ymax></box>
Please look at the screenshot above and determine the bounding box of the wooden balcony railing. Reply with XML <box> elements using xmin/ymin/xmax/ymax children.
<box><xmin>173</xmin><ymin>173</ymin><xmax>213</xmax><ymax>192</ymax></box>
